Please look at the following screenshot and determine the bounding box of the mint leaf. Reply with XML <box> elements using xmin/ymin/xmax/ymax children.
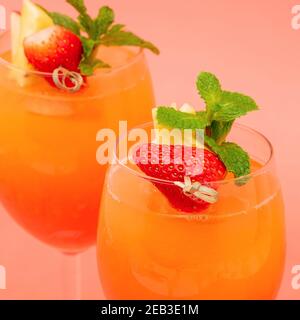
<box><xmin>79</xmin><ymin>62</ymin><xmax>94</xmax><ymax>76</ymax></box>
<box><xmin>218</xmin><ymin>142</ymin><xmax>250</xmax><ymax>178</ymax></box>
<box><xmin>101</xmin><ymin>26</ymin><xmax>160</xmax><ymax>54</ymax></box>
<box><xmin>36</xmin><ymin>5</ymin><xmax>81</xmax><ymax>35</ymax></box>
<box><xmin>196</xmin><ymin>72</ymin><xmax>222</xmax><ymax>110</ymax></box>
<box><xmin>66</xmin><ymin>0</ymin><xmax>94</xmax><ymax>36</ymax></box>
<box><xmin>66</xmin><ymin>0</ymin><xmax>87</xmax><ymax>13</ymax></box>
<box><xmin>205</xmin><ymin>136</ymin><xmax>250</xmax><ymax>181</ymax></box>
<box><xmin>80</xmin><ymin>37</ymin><xmax>97</xmax><ymax>58</ymax></box>
<box><xmin>213</xmin><ymin>91</ymin><xmax>259</xmax><ymax>122</ymax></box>
<box><xmin>210</xmin><ymin>120</ymin><xmax>233</xmax><ymax>144</ymax></box>
<box><xmin>108</xmin><ymin>24</ymin><xmax>125</xmax><ymax>33</ymax></box>
<box><xmin>79</xmin><ymin>59</ymin><xmax>110</xmax><ymax>76</ymax></box>
<box><xmin>156</xmin><ymin>107</ymin><xmax>208</xmax><ymax>129</ymax></box>
<box><xmin>91</xmin><ymin>59</ymin><xmax>110</xmax><ymax>69</ymax></box>
<box><xmin>48</xmin><ymin>12</ymin><xmax>80</xmax><ymax>35</ymax></box>
<box><xmin>78</xmin><ymin>15</ymin><xmax>94</xmax><ymax>36</ymax></box>
<box><xmin>93</xmin><ymin>6</ymin><xmax>115</xmax><ymax>39</ymax></box>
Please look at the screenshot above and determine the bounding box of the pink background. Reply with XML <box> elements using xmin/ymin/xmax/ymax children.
<box><xmin>0</xmin><ymin>0</ymin><xmax>300</xmax><ymax>299</ymax></box>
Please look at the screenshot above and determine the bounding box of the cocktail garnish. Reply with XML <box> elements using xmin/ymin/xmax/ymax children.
<box><xmin>133</xmin><ymin>72</ymin><xmax>259</xmax><ymax>213</ymax></box>
<box><xmin>156</xmin><ymin>72</ymin><xmax>259</xmax><ymax>182</ymax></box>
<box><xmin>52</xmin><ymin>67</ymin><xmax>84</xmax><ymax>93</ymax></box>
<box><xmin>38</xmin><ymin>0</ymin><xmax>160</xmax><ymax>77</ymax></box>
<box><xmin>10</xmin><ymin>0</ymin><xmax>160</xmax><ymax>90</ymax></box>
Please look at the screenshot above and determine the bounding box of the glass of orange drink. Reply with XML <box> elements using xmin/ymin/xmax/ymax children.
<box><xmin>97</xmin><ymin>73</ymin><xmax>285</xmax><ymax>300</ymax></box>
<box><xmin>0</xmin><ymin>0</ymin><xmax>158</xmax><ymax>298</ymax></box>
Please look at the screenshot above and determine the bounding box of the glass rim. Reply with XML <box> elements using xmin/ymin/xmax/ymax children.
<box><xmin>113</xmin><ymin>122</ymin><xmax>274</xmax><ymax>186</ymax></box>
<box><xmin>0</xmin><ymin>30</ymin><xmax>145</xmax><ymax>78</ymax></box>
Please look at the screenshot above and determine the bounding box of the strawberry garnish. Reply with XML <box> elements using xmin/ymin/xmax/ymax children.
<box><xmin>24</xmin><ymin>25</ymin><xmax>83</xmax><ymax>87</ymax></box>
<box><xmin>133</xmin><ymin>143</ymin><xmax>226</xmax><ymax>213</ymax></box>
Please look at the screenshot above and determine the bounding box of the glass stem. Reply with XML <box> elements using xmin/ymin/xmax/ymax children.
<box><xmin>61</xmin><ymin>253</ymin><xmax>81</xmax><ymax>300</ymax></box>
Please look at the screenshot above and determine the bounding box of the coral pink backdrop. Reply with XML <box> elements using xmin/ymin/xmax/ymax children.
<box><xmin>0</xmin><ymin>0</ymin><xmax>299</xmax><ymax>299</ymax></box>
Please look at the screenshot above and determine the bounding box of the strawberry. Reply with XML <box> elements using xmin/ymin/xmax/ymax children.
<box><xmin>23</xmin><ymin>25</ymin><xmax>83</xmax><ymax>88</ymax></box>
<box><xmin>133</xmin><ymin>144</ymin><xmax>227</xmax><ymax>213</ymax></box>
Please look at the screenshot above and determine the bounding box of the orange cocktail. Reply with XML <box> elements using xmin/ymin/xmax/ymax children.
<box><xmin>0</xmin><ymin>36</ymin><xmax>154</xmax><ymax>253</ymax></box>
<box><xmin>97</xmin><ymin>124</ymin><xmax>285</xmax><ymax>299</ymax></box>
<box><xmin>0</xmin><ymin>0</ymin><xmax>159</xmax><ymax>298</ymax></box>
<box><xmin>97</xmin><ymin>70</ymin><xmax>285</xmax><ymax>299</ymax></box>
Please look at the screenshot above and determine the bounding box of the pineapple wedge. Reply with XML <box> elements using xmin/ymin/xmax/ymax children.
<box><xmin>10</xmin><ymin>0</ymin><xmax>53</xmax><ymax>86</ymax></box>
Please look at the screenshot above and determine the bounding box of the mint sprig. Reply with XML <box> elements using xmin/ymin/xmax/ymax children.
<box><xmin>157</xmin><ymin>72</ymin><xmax>259</xmax><ymax>183</ymax></box>
<box><xmin>196</xmin><ymin>72</ymin><xmax>258</xmax><ymax>122</ymax></box>
<box><xmin>199</xmin><ymin>72</ymin><xmax>258</xmax><ymax>182</ymax></box>
<box><xmin>39</xmin><ymin>0</ymin><xmax>160</xmax><ymax>76</ymax></box>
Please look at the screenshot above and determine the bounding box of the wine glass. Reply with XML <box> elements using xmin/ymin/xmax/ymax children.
<box><xmin>0</xmin><ymin>30</ymin><xmax>155</xmax><ymax>299</ymax></box>
<box><xmin>97</xmin><ymin>122</ymin><xmax>285</xmax><ymax>300</ymax></box>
